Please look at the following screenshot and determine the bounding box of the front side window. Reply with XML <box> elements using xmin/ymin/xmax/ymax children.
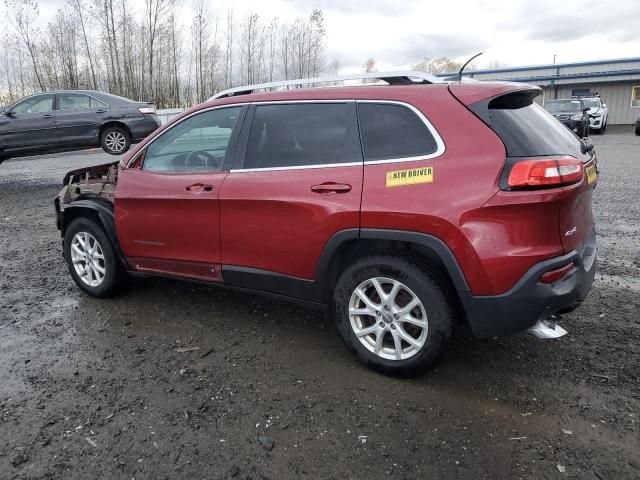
<box><xmin>143</xmin><ymin>106</ymin><xmax>242</xmax><ymax>173</ymax></box>
<box><xmin>358</xmin><ymin>103</ymin><xmax>438</xmax><ymax>161</ymax></box>
<box><xmin>58</xmin><ymin>93</ymin><xmax>106</xmax><ymax>110</ymax></box>
<box><xmin>242</xmin><ymin>103</ymin><xmax>361</xmax><ymax>169</ymax></box>
<box><xmin>12</xmin><ymin>95</ymin><xmax>54</xmax><ymax>114</ymax></box>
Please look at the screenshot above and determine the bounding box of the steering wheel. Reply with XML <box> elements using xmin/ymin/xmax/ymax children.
<box><xmin>185</xmin><ymin>150</ymin><xmax>216</xmax><ymax>170</ymax></box>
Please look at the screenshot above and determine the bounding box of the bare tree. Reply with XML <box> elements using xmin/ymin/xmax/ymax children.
<box><xmin>5</xmin><ymin>0</ymin><xmax>45</xmax><ymax>90</ymax></box>
<box><xmin>0</xmin><ymin>1</ymin><xmax>328</xmax><ymax>106</ymax></box>
<box><xmin>68</xmin><ymin>0</ymin><xmax>97</xmax><ymax>89</ymax></box>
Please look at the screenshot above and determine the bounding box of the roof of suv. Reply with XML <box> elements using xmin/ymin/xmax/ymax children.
<box><xmin>203</xmin><ymin>81</ymin><xmax>534</xmax><ymax>109</ymax></box>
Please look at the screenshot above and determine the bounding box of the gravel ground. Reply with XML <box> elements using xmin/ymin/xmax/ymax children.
<box><xmin>1</xmin><ymin>129</ymin><xmax>639</xmax><ymax>479</ymax></box>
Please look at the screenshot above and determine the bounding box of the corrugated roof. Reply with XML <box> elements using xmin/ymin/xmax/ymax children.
<box><xmin>437</xmin><ymin>56</ymin><xmax>640</xmax><ymax>77</ymax></box>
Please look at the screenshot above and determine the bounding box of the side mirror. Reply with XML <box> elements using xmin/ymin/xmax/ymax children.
<box><xmin>602</xmin><ymin>103</ymin><xmax>607</xmax><ymax>108</ymax></box>
<box><xmin>583</xmin><ymin>108</ymin><xmax>590</xmax><ymax>114</ymax></box>
<box><xmin>3</xmin><ymin>110</ymin><xmax>15</xmax><ymax>118</ymax></box>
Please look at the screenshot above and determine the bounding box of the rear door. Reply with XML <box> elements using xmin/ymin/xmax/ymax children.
<box><xmin>0</xmin><ymin>94</ymin><xmax>58</xmax><ymax>149</ymax></box>
<box><xmin>115</xmin><ymin>105</ymin><xmax>246</xmax><ymax>281</ymax></box>
<box><xmin>218</xmin><ymin>101</ymin><xmax>363</xmax><ymax>289</ymax></box>
<box><xmin>55</xmin><ymin>92</ymin><xmax>109</xmax><ymax>145</ymax></box>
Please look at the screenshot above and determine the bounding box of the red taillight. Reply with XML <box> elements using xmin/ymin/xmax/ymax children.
<box><xmin>507</xmin><ymin>156</ymin><xmax>584</xmax><ymax>189</ymax></box>
<box><xmin>540</xmin><ymin>262</ymin><xmax>575</xmax><ymax>283</ymax></box>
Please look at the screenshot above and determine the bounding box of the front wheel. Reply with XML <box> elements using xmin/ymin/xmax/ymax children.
<box><xmin>64</xmin><ymin>218</ymin><xmax>127</xmax><ymax>297</ymax></box>
<box><xmin>333</xmin><ymin>255</ymin><xmax>453</xmax><ymax>377</ymax></box>
<box><xmin>635</xmin><ymin>125</ymin><xmax>640</xmax><ymax>136</ymax></box>
<box><xmin>100</xmin><ymin>126</ymin><xmax>131</xmax><ymax>155</ymax></box>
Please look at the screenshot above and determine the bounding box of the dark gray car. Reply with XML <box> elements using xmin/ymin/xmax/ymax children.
<box><xmin>0</xmin><ymin>90</ymin><xmax>161</xmax><ymax>164</ymax></box>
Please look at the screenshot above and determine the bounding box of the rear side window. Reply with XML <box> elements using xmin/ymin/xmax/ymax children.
<box><xmin>477</xmin><ymin>92</ymin><xmax>588</xmax><ymax>160</ymax></box>
<box><xmin>357</xmin><ymin>103</ymin><xmax>438</xmax><ymax>161</ymax></box>
<box><xmin>58</xmin><ymin>93</ymin><xmax>106</xmax><ymax>110</ymax></box>
<box><xmin>242</xmin><ymin>103</ymin><xmax>361</xmax><ymax>169</ymax></box>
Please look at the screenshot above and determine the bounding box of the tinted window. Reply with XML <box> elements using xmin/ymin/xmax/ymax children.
<box><xmin>12</xmin><ymin>95</ymin><xmax>54</xmax><ymax>114</ymax></box>
<box><xmin>482</xmin><ymin>92</ymin><xmax>588</xmax><ymax>159</ymax></box>
<box><xmin>143</xmin><ymin>106</ymin><xmax>242</xmax><ymax>173</ymax></box>
<box><xmin>58</xmin><ymin>93</ymin><xmax>106</xmax><ymax>110</ymax></box>
<box><xmin>358</xmin><ymin>103</ymin><xmax>438</xmax><ymax>161</ymax></box>
<box><xmin>242</xmin><ymin>103</ymin><xmax>361</xmax><ymax>169</ymax></box>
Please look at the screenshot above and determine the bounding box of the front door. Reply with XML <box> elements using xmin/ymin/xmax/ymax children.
<box><xmin>55</xmin><ymin>92</ymin><xmax>109</xmax><ymax>145</ymax></box>
<box><xmin>115</xmin><ymin>105</ymin><xmax>246</xmax><ymax>281</ymax></box>
<box><xmin>219</xmin><ymin>102</ymin><xmax>363</xmax><ymax>292</ymax></box>
<box><xmin>1</xmin><ymin>94</ymin><xmax>58</xmax><ymax>150</ymax></box>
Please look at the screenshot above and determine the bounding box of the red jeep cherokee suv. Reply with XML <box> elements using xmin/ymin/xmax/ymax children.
<box><xmin>54</xmin><ymin>73</ymin><xmax>598</xmax><ymax>376</ymax></box>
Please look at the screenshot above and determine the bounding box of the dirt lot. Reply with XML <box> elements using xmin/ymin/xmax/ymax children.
<box><xmin>1</xmin><ymin>129</ymin><xmax>639</xmax><ymax>479</ymax></box>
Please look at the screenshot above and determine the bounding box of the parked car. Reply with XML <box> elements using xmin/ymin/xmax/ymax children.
<box><xmin>0</xmin><ymin>90</ymin><xmax>160</xmax><ymax>164</ymax></box>
<box><xmin>54</xmin><ymin>73</ymin><xmax>598</xmax><ymax>377</ymax></box>
<box><xmin>575</xmin><ymin>95</ymin><xmax>608</xmax><ymax>134</ymax></box>
<box><xmin>544</xmin><ymin>98</ymin><xmax>590</xmax><ymax>137</ymax></box>
<box><xmin>635</xmin><ymin>112</ymin><xmax>640</xmax><ymax>136</ymax></box>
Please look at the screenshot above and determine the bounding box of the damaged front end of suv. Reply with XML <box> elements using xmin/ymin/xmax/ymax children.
<box><xmin>54</xmin><ymin>162</ymin><xmax>118</xmax><ymax>231</ymax></box>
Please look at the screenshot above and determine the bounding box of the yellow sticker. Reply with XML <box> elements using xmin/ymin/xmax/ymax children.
<box><xmin>586</xmin><ymin>164</ymin><xmax>597</xmax><ymax>184</ymax></box>
<box><xmin>386</xmin><ymin>166</ymin><xmax>434</xmax><ymax>187</ymax></box>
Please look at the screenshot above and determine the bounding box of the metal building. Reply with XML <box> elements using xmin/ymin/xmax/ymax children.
<box><xmin>439</xmin><ymin>57</ymin><xmax>640</xmax><ymax>125</ymax></box>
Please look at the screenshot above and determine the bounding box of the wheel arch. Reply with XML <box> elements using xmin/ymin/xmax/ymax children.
<box><xmin>61</xmin><ymin>199</ymin><xmax>129</xmax><ymax>269</ymax></box>
<box><xmin>317</xmin><ymin>229</ymin><xmax>471</xmax><ymax>315</ymax></box>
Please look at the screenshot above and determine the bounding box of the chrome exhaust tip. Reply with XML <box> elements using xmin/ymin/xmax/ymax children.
<box><xmin>528</xmin><ymin>318</ymin><xmax>568</xmax><ymax>339</ymax></box>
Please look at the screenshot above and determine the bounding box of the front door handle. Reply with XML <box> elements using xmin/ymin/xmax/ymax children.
<box><xmin>310</xmin><ymin>182</ymin><xmax>352</xmax><ymax>195</ymax></box>
<box><xmin>43</xmin><ymin>114</ymin><xmax>53</xmax><ymax>118</ymax></box>
<box><xmin>96</xmin><ymin>109</ymin><xmax>107</xmax><ymax>114</ymax></box>
<box><xmin>186</xmin><ymin>183</ymin><xmax>213</xmax><ymax>194</ymax></box>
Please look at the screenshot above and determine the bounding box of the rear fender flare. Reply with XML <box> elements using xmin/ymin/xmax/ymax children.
<box><xmin>316</xmin><ymin>228</ymin><xmax>471</xmax><ymax>295</ymax></box>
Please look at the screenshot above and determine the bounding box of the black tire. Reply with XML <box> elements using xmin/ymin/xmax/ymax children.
<box><xmin>635</xmin><ymin>125</ymin><xmax>639</xmax><ymax>136</ymax></box>
<box><xmin>64</xmin><ymin>217</ymin><xmax>127</xmax><ymax>297</ymax></box>
<box><xmin>333</xmin><ymin>254</ymin><xmax>453</xmax><ymax>377</ymax></box>
<box><xmin>100</xmin><ymin>125</ymin><xmax>131</xmax><ymax>155</ymax></box>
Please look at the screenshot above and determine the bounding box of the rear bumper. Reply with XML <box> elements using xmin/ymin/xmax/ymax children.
<box><xmin>462</xmin><ymin>227</ymin><xmax>597</xmax><ymax>338</ymax></box>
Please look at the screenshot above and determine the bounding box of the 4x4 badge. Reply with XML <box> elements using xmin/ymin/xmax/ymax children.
<box><xmin>386</xmin><ymin>166</ymin><xmax>433</xmax><ymax>187</ymax></box>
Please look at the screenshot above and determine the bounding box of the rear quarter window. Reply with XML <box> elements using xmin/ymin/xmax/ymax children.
<box><xmin>357</xmin><ymin>103</ymin><xmax>438</xmax><ymax>161</ymax></box>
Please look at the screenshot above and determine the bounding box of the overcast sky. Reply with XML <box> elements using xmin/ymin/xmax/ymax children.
<box><xmin>36</xmin><ymin>0</ymin><xmax>640</xmax><ymax>72</ymax></box>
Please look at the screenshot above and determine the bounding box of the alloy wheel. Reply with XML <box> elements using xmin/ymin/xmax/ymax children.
<box><xmin>105</xmin><ymin>131</ymin><xmax>126</xmax><ymax>153</ymax></box>
<box><xmin>348</xmin><ymin>277</ymin><xmax>428</xmax><ymax>361</ymax></box>
<box><xmin>70</xmin><ymin>232</ymin><xmax>106</xmax><ymax>287</ymax></box>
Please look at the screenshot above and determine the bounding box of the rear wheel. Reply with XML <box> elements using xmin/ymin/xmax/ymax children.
<box><xmin>333</xmin><ymin>255</ymin><xmax>453</xmax><ymax>377</ymax></box>
<box><xmin>635</xmin><ymin>125</ymin><xmax>639</xmax><ymax>136</ymax></box>
<box><xmin>100</xmin><ymin>126</ymin><xmax>131</xmax><ymax>155</ymax></box>
<box><xmin>64</xmin><ymin>218</ymin><xmax>127</xmax><ymax>297</ymax></box>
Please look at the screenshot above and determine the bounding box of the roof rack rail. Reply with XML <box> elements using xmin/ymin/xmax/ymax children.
<box><xmin>208</xmin><ymin>71</ymin><xmax>444</xmax><ymax>101</ymax></box>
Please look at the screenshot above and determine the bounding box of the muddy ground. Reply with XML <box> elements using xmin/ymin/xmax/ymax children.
<box><xmin>1</xmin><ymin>129</ymin><xmax>639</xmax><ymax>479</ymax></box>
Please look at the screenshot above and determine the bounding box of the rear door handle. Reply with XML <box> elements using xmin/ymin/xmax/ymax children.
<box><xmin>96</xmin><ymin>109</ymin><xmax>107</xmax><ymax>114</ymax></box>
<box><xmin>186</xmin><ymin>183</ymin><xmax>213</xmax><ymax>193</ymax></box>
<box><xmin>310</xmin><ymin>183</ymin><xmax>352</xmax><ymax>195</ymax></box>
<box><xmin>43</xmin><ymin>114</ymin><xmax>53</xmax><ymax>118</ymax></box>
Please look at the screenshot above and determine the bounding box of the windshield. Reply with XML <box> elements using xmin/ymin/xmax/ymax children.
<box><xmin>544</xmin><ymin>100</ymin><xmax>582</xmax><ymax>113</ymax></box>
<box><xmin>581</xmin><ymin>99</ymin><xmax>600</xmax><ymax>109</ymax></box>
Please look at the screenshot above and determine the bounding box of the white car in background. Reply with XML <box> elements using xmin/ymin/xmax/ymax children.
<box><xmin>576</xmin><ymin>95</ymin><xmax>608</xmax><ymax>134</ymax></box>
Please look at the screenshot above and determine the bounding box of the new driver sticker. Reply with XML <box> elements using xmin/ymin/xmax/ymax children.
<box><xmin>385</xmin><ymin>166</ymin><xmax>434</xmax><ymax>187</ymax></box>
